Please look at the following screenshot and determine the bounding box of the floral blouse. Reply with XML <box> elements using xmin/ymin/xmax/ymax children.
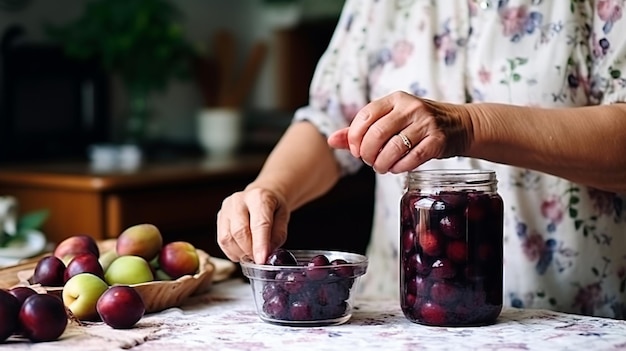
<box><xmin>293</xmin><ymin>0</ymin><xmax>626</xmax><ymax>319</ymax></box>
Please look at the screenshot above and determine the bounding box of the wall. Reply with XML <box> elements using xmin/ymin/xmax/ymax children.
<box><xmin>0</xmin><ymin>0</ymin><xmax>343</xmax><ymax>144</ymax></box>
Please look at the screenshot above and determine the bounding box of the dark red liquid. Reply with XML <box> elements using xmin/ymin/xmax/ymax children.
<box><xmin>400</xmin><ymin>191</ymin><xmax>503</xmax><ymax>326</ymax></box>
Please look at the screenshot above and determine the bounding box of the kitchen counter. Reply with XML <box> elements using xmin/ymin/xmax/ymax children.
<box><xmin>4</xmin><ymin>278</ymin><xmax>626</xmax><ymax>351</ymax></box>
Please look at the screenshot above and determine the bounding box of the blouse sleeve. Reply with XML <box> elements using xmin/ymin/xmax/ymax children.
<box><xmin>292</xmin><ymin>0</ymin><xmax>374</xmax><ymax>175</ymax></box>
<box><xmin>590</xmin><ymin>2</ymin><xmax>626</xmax><ymax>104</ymax></box>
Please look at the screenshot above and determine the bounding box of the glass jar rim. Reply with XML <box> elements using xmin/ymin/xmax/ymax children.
<box><xmin>407</xmin><ymin>169</ymin><xmax>498</xmax><ymax>188</ymax></box>
<box><xmin>409</xmin><ymin>169</ymin><xmax>495</xmax><ymax>175</ymax></box>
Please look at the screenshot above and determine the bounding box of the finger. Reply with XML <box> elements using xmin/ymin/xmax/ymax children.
<box><xmin>359</xmin><ymin>108</ymin><xmax>410</xmax><ymax>167</ymax></box>
<box><xmin>389</xmin><ymin>134</ymin><xmax>445</xmax><ymax>173</ymax></box>
<box><xmin>327</xmin><ymin>128</ymin><xmax>350</xmax><ymax>149</ymax></box>
<box><xmin>248</xmin><ymin>194</ymin><xmax>280</xmax><ymax>264</ymax></box>
<box><xmin>347</xmin><ymin>95</ymin><xmax>395</xmax><ymax>158</ymax></box>
<box><xmin>216</xmin><ymin>207</ymin><xmax>248</xmax><ymax>262</ymax></box>
<box><xmin>269</xmin><ymin>205</ymin><xmax>289</xmax><ymax>252</ymax></box>
<box><xmin>370</xmin><ymin>132</ymin><xmax>413</xmax><ymax>173</ymax></box>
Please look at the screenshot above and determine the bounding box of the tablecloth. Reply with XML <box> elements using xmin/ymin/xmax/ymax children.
<box><xmin>3</xmin><ymin>278</ymin><xmax>626</xmax><ymax>351</ymax></box>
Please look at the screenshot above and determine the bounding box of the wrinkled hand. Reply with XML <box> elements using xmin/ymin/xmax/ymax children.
<box><xmin>216</xmin><ymin>187</ymin><xmax>290</xmax><ymax>264</ymax></box>
<box><xmin>328</xmin><ymin>91</ymin><xmax>472</xmax><ymax>173</ymax></box>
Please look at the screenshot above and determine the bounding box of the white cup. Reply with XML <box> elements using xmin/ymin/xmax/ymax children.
<box><xmin>196</xmin><ymin>108</ymin><xmax>243</xmax><ymax>157</ymax></box>
<box><xmin>0</xmin><ymin>196</ymin><xmax>17</xmax><ymax>238</ymax></box>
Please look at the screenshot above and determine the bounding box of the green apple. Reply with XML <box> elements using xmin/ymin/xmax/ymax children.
<box><xmin>98</xmin><ymin>250</ymin><xmax>119</xmax><ymax>272</ymax></box>
<box><xmin>104</xmin><ymin>255</ymin><xmax>154</xmax><ymax>285</ymax></box>
<box><xmin>154</xmin><ymin>269</ymin><xmax>173</xmax><ymax>281</ymax></box>
<box><xmin>62</xmin><ymin>273</ymin><xmax>109</xmax><ymax>321</ymax></box>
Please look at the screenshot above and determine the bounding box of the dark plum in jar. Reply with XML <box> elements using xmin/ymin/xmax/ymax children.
<box><xmin>400</xmin><ymin>170</ymin><xmax>503</xmax><ymax>326</ymax></box>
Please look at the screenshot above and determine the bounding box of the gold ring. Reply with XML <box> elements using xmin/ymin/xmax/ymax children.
<box><xmin>398</xmin><ymin>132</ymin><xmax>412</xmax><ymax>150</ymax></box>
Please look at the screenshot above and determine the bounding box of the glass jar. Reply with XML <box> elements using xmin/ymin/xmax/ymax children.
<box><xmin>400</xmin><ymin>169</ymin><xmax>503</xmax><ymax>326</ymax></box>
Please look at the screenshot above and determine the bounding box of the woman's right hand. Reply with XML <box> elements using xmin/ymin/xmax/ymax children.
<box><xmin>216</xmin><ymin>186</ymin><xmax>290</xmax><ymax>264</ymax></box>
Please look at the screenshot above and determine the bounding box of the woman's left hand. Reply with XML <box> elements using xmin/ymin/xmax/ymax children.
<box><xmin>328</xmin><ymin>91</ymin><xmax>473</xmax><ymax>173</ymax></box>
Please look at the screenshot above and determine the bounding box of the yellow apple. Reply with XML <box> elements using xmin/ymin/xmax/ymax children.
<box><xmin>104</xmin><ymin>255</ymin><xmax>154</xmax><ymax>285</ymax></box>
<box><xmin>62</xmin><ymin>273</ymin><xmax>109</xmax><ymax>321</ymax></box>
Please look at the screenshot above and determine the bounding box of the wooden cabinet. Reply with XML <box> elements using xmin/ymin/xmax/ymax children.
<box><xmin>0</xmin><ymin>154</ymin><xmax>375</xmax><ymax>259</ymax></box>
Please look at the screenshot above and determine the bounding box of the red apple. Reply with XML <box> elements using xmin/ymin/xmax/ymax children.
<box><xmin>116</xmin><ymin>223</ymin><xmax>163</xmax><ymax>261</ymax></box>
<box><xmin>0</xmin><ymin>289</ymin><xmax>20</xmax><ymax>342</ymax></box>
<box><xmin>54</xmin><ymin>235</ymin><xmax>100</xmax><ymax>260</ymax></box>
<box><xmin>96</xmin><ymin>285</ymin><xmax>145</xmax><ymax>329</ymax></box>
<box><xmin>32</xmin><ymin>255</ymin><xmax>66</xmax><ymax>287</ymax></box>
<box><xmin>158</xmin><ymin>241</ymin><xmax>200</xmax><ymax>279</ymax></box>
<box><xmin>19</xmin><ymin>293</ymin><xmax>68</xmax><ymax>342</ymax></box>
<box><xmin>64</xmin><ymin>253</ymin><xmax>104</xmax><ymax>282</ymax></box>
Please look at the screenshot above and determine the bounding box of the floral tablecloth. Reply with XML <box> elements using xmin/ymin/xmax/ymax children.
<box><xmin>4</xmin><ymin>278</ymin><xmax>626</xmax><ymax>351</ymax></box>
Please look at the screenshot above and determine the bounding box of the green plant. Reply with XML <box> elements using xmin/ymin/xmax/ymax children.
<box><xmin>0</xmin><ymin>209</ymin><xmax>49</xmax><ymax>248</ymax></box>
<box><xmin>45</xmin><ymin>0</ymin><xmax>193</xmax><ymax>95</ymax></box>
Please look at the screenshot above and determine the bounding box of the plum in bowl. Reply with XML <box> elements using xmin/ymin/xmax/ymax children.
<box><xmin>240</xmin><ymin>249</ymin><xmax>368</xmax><ymax>327</ymax></box>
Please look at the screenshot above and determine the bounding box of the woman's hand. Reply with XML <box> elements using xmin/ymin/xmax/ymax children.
<box><xmin>328</xmin><ymin>91</ymin><xmax>473</xmax><ymax>173</ymax></box>
<box><xmin>216</xmin><ymin>186</ymin><xmax>290</xmax><ymax>264</ymax></box>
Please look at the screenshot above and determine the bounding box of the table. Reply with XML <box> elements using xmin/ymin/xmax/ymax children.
<box><xmin>4</xmin><ymin>278</ymin><xmax>626</xmax><ymax>351</ymax></box>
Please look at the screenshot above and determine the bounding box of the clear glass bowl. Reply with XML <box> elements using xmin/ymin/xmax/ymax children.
<box><xmin>240</xmin><ymin>250</ymin><xmax>368</xmax><ymax>327</ymax></box>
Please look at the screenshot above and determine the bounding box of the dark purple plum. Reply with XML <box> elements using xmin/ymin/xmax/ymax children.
<box><xmin>402</xmin><ymin>228</ymin><xmax>417</xmax><ymax>253</ymax></box>
<box><xmin>430</xmin><ymin>258</ymin><xmax>457</xmax><ymax>280</ymax></box>
<box><xmin>430</xmin><ymin>281</ymin><xmax>460</xmax><ymax>305</ymax></box>
<box><xmin>316</xmin><ymin>301</ymin><xmax>347</xmax><ymax>319</ymax></box>
<box><xmin>276</xmin><ymin>271</ymin><xmax>306</xmax><ymax>294</ymax></box>
<box><xmin>439</xmin><ymin>214</ymin><xmax>465</xmax><ymax>239</ymax></box>
<box><xmin>306</xmin><ymin>255</ymin><xmax>330</xmax><ymax>281</ymax></box>
<box><xmin>439</xmin><ymin>192</ymin><xmax>468</xmax><ymax>209</ymax></box>
<box><xmin>289</xmin><ymin>300</ymin><xmax>312</xmax><ymax>321</ymax></box>
<box><xmin>406</xmin><ymin>275</ymin><xmax>431</xmax><ymax>297</ymax></box>
<box><xmin>319</xmin><ymin>282</ymin><xmax>349</xmax><ymax>306</ymax></box>
<box><xmin>8</xmin><ymin>286</ymin><xmax>38</xmax><ymax>307</ymax></box>
<box><xmin>262</xmin><ymin>282</ymin><xmax>286</xmax><ymax>301</ymax></box>
<box><xmin>465</xmin><ymin>192</ymin><xmax>489</xmax><ymax>222</ymax></box>
<box><xmin>19</xmin><ymin>293</ymin><xmax>68</xmax><ymax>342</ymax></box>
<box><xmin>330</xmin><ymin>259</ymin><xmax>354</xmax><ymax>278</ymax></box>
<box><xmin>420</xmin><ymin>301</ymin><xmax>447</xmax><ymax>326</ymax></box>
<box><xmin>0</xmin><ymin>289</ymin><xmax>20</xmax><ymax>342</ymax></box>
<box><xmin>446</xmin><ymin>240</ymin><xmax>468</xmax><ymax>263</ymax></box>
<box><xmin>266</xmin><ymin>248</ymin><xmax>298</xmax><ymax>266</ymax></box>
<box><xmin>263</xmin><ymin>293</ymin><xmax>288</xmax><ymax>319</ymax></box>
<box><xmin>32</xmin><ymin>255</ymin><xmax>66</xmax><ymax>287</ymax></box>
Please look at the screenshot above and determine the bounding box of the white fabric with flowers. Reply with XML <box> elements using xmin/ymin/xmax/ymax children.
<box><xmin>293</xmin><ymin>0</ymin><xmax>626</xmax><ymax>318</ymax></box>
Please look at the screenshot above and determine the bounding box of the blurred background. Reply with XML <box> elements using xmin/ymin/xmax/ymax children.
<box><xmin>0</xmin><ymin>0</ymin><xmax>374</xmax><ymax>262</ymax></box>
<box><xmin>0</xmin><ymin>0</ymin><xmax>346</xmax><ymax>159</ymax></box>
